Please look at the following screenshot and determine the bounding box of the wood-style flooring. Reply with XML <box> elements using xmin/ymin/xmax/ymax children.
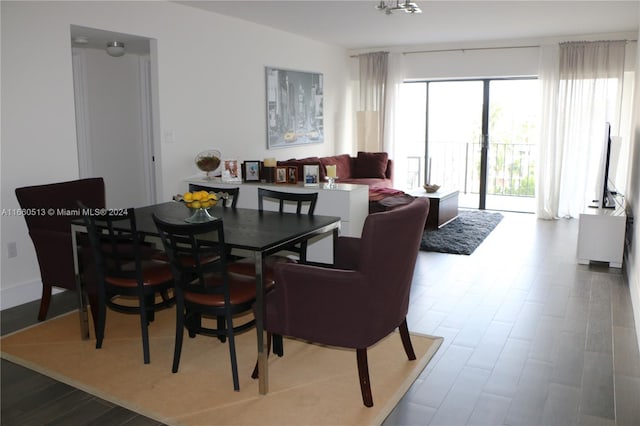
<box><xmin>2</xmin><ymin>212</ymin><xmax>639</xmax><ymax>425</ymax></box>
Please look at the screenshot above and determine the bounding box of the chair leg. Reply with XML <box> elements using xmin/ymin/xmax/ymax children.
<box><xmin>95</xmin><ymin>289</ymin><xmax>107</xmax><ymax>350</ymax></box>
<box><xmin>172</xmin><ymin>299</ymin><xmax>185</xmax><ymax>373</ymax></box>
<box><xmin>139</xmin><ymin>295</ymin><xmax>151</xmax><ymax>364</ymax></box>
<box><xmin>356</xmin><ymin>348</ymin><xmax>374</xmax><ymax>407</ymax></box>
<box><xmin>144</xmin><ymin>293</ymin><xmax>155</xmax><ymax>323</ymax></box>
<box><xmin>37</xmin><ymin>284</ymin><xmax>52</xmax><ymax>321</ymax></box>
<box><xmin>399</xmin><ymin>318</ymin><xmax>416</xmax><ymax>361</ymax></box>
<box><xmin>225</xmin><ymin>314</ymin><xmax>240</xmax><ymax>391</ymax></box>
<box><xmin>217</xmin><ymin>316</ymin><xmax>227</xmax><ymax>343</ymax></box>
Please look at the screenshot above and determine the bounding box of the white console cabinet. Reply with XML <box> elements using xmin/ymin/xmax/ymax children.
<box><xmin>184</xmin><ymin>177</ymin><xmax>370</xmax><ymax>263</ymax></box>
<box><xmin>577</xmin><ymin>201</ymin><xmax>626</xmax><ymax>268</ymax></box>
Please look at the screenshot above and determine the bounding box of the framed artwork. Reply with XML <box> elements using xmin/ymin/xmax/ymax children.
<box><xmin>265</xmin><ymin>67</ymin><xmax>324</xmax><ymax>149</ymax></box>
<box><xmin>222</xmin><ymin>159</ymin><xmax>241</xmax><ymax>183</ymax></box>
<box><xmin>242</xmin><ymin>161</ymin><xmax>261</xmax><ymax>182</ymax></box>
<box><xmin>303</xmin><ymin>164</ymin><xmax>320</xmax><ymax>187</ymax></box>
<box><xmin>287</xmin><ymin>166</ymin><xmax>298</xmax><ymax>184</ymax></box>
<box><xmin>276</xmin><ymin>167</ymin><xmax>288</xmax><ymax>184</ymax></box>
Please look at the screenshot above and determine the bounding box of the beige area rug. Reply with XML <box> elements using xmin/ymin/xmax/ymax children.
<box><xmin>1</xmin><ymin>308</ymin><xmax>442</xmax><ymax>426</ymax></box>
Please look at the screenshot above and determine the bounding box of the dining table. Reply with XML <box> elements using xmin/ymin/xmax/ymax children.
<box><xmin>71</xmin><ymin>201</ymin><xmax>341</xmax><ymax>395</ymax></box>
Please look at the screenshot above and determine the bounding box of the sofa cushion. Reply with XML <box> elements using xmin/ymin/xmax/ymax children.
<box><xmin>354</xmin><ymin>151</ymin><xmax>388</xmax><ymax>179</ymax></box>
<box><xmin>319</xmin><ymin>154</ymin><xmax>353</xmax><ymax>180</ymax></box>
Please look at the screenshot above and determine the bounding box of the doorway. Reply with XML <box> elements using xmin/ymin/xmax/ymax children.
<box><xmin>71</xmin><ymin>26</ymin><xmax>159</xmax><ymax>208</ymax></box>
<box><xmin>401</xmin><ymin>78</ymin><xmax>539</xmax><ymax>212</ymax></box>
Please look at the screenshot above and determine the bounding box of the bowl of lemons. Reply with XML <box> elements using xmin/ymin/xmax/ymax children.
<box><xmin>175</xmin><ymin>190</ymin><xmax>219</xmax><ymax>223</ymax></box>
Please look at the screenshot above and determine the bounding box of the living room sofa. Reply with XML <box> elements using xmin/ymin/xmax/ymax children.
<box><xmin>277</xmin><ymin>152</ymin><xmax>393</xmax><ymax>189</ymax></box>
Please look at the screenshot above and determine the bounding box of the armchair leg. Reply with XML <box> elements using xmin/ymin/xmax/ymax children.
<box><xmin>356</xmin><ymin>348</ymin><xmax>373</xmax><ymax>407</ymax></box>
<box><xmin>37</xmin><ymin>284</ymin><xmax>52</xmax><ymax>321</ymax></box>
<box><xmin>273</xmin><ymin>334</ymin><xmax>283</xmax><ymax>357</ymax></box>
<box><xmin>399</xmin><ymin>318</ymin><xmax>416</xmax><ymax>361</ymax></box>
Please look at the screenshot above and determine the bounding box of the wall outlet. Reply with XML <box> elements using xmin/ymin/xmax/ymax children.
<box><xmin>7</xmin><ymin>242</ymin><xmax>17</xmax><ymax>258</ymax></box>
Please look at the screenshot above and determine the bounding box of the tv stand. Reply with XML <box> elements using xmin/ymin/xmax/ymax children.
<box><xmin>577</xmin><ymin>200</ymin><xmax>626</xmax><ymax>268</ymax></box>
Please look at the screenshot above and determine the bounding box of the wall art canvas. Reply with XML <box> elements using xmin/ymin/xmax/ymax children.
<box><xmin>266</xmin><ymin>67</ymin><xmax>323</xmax><ymax>149</ymax></box>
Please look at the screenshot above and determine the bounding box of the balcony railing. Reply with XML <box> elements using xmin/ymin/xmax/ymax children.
<box><xmin>416</xmin><ymin>141</ymin><xmax>536</xmax><ymax>198</ymax></box>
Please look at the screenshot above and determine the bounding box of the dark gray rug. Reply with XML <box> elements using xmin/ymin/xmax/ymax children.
<box><xmin>420</xmin><ymin>210</ymin><xmax>503</xmax><ymax>255</ymax></box>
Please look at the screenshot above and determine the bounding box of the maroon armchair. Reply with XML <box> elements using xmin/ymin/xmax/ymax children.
<box><xmin>263</xmin><ymin>197</ymin><xmax>430</xmax><ymax>407</ymax></box>
<box><xmin>15</xmin><ymin>178</ymin><xmax>106</xmax><ymax>321</ymax></box>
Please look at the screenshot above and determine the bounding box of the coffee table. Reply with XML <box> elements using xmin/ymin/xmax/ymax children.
<box><xmin>408</xmin><ymin>188</ymin><xmax>459</xmax><ymax>229</ymax></box>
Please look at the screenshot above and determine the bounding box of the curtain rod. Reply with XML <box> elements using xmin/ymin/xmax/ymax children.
<box><xmin>350</xmin><ymin>39</ymin><xmax>637</xmax><ymax>58</ymax></box>
<box><xmin>402</xmin><ymin>45</ymin><xmax>540</xmax><ymax>55</ymax></box>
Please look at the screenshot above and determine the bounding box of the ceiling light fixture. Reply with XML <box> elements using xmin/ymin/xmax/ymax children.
<box><xmin>106</xmin><ymin>41</ymin><xmax>125</xmax><ymax>57</ymax></box>
<box><xmin>375</xmin><ymin>0</ymin><xmax>421</xmax><ymax>15</ymax></box>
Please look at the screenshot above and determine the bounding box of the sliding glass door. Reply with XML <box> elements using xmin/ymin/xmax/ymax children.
<box><xmin>400</xmin><ymin>78</ymin><xmax>538</xmax><ymax>212</ymax></box>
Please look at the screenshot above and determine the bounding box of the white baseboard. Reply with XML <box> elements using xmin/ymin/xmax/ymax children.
<box><xmin>0</xmin><ymin>280</ymin><xmax>63</xmax><ymax>311</ymax></box>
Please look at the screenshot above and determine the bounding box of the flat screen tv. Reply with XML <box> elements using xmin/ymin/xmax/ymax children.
<box><xmin>600</xmin><ymin>122</ymin><xmax>617</xmax><ymax>209</ymax></box>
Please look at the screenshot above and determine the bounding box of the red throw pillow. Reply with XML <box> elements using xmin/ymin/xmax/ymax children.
<box><xmin>354</xmin><ymin>152</ymin><xmax>388</xmax><ymax>179</ymax></box>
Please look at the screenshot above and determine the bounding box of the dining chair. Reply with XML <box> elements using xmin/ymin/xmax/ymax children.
<box><xmin>79</xmin><ymin>203</ymin><xmax>175</xmax><ymax>364</ymax></box>
<box><xmin>15</xmin><ymin>177</ymin><xmax>106</xmax><ymax>321</ymax></box>
<box><xmin>153</xmin><ymin>214</ymin><xmax>269</xmax><ymax>391</ymax></box>
<box><xmin>259</xmin><ymin>197</ymin><xmax>430</xmax><ymax>407</ymax></box>
<box><xmin>188</xmin><ymin>184</ymin><xmax>239</xmax><ymax>208</ymax></box>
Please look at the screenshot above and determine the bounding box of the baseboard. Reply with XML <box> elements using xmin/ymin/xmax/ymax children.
<box><xmin>0</xmin><ymin>280</ymin><xmax>62</xmax><ymax>311</ymax></box>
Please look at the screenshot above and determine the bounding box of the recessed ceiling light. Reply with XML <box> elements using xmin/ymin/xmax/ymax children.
<box><xmin>73</xmin><ymin>36</ymin><xmax>89</xmax><ymax>44</ymax></box>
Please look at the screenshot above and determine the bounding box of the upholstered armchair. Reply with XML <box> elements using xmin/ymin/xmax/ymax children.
<box><xmin>263</xmin><ymin>197</ymin><xmax>430</xmax><ymax>407</ymax></box>
<box><xmin>15</xmin><ymin>178</ymin><xmax>106</xmax><ymax>321</ymax></box>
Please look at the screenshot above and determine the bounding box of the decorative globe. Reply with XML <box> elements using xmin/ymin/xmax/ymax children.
<box><xmin>195</xmin><ymin>150</ymin><xmax>221</xmax><ymax>179</ymax></box>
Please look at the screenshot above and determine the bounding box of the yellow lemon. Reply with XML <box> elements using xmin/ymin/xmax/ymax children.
<box><xmin>198</xmin><ymin>190</ymin><xmax>209</xmax><ymax>200</ymax></box>
<box><xmin>190</xmin><ymin>200</ymin><xmax>201</xmax><ymax>209</ymax></box>
<box><xmin>208</xmin><ymin>193</ymin><xmax>218</xmax><ymax>201</ymax></box>
<box><xmin>183</xmin><ymin>192</ymin><xmax>194</xmax><ymax>202</ymax></box>
<box><xmin>192</xmin><ymin>192</ymin><xmax>203</xmax><ymax>201</ymax></box>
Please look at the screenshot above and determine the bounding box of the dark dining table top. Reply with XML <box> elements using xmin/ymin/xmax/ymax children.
<box><xmin>129</xmin><ymin>202</ymin><xmax>341</xmax><ymax>256</ymax></box>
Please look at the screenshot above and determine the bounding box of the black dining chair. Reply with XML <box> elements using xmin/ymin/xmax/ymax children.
<box><xmin>188</xmin><ymin>184</ymin><xmax>239</xmax><ymax>208</ymax></box>
<box><xmin>153</xmin><ymin>214</ymin><xmax>269</xmax><ymax>391</ymax></box>
<box><xmin>79</xmin><ymin>203</ymin><xmax>175</xmax><ymax>364</ymax></box>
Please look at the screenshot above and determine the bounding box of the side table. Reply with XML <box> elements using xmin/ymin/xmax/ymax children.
<box><xmin>408</xmin><ymin>189</ymin><xmax>459</xmax><ymax>229</ymax></box>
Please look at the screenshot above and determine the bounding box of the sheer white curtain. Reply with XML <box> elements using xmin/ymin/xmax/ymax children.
<box><xmin>537</xmin><ymin>40</ymin><xmax>626</xmax><ymax>219</ymax></box>
<box><xmin>357</xmin><ymin>51</ymin><xmax>388</xmax><ymax>152</ymax></box>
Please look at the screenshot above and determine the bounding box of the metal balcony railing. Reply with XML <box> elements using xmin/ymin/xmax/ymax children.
<box><xmin>417</xmin><ymin>141</ymin><xmax>536</xmax><ymax>198</ymax></box>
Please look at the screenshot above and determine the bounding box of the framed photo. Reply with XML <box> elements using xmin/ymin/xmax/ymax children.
<box><xmin>222</xmin><ymin>159</ymin><xmax>241</xmax><ymax>183</ymax></box>
<box><xmin>276</xmin><ymin>167</ymin><xmax>288</xmax><ymax>184</ymax></box>
<box><xmin>242</xmin><ymin>161</ymin><xmax>261</xmax><ymax>182</ymax></box>
<box><xmin>287</xmin><ymin>166</ymin><xmax>298</xmax><ymax>184</ymax></box>
<box><xmin>266</xmin><ymin>67</ymin><xmax>324</xmax><ymax>149</ymax></box>
<box><xmin>303</xmin><ymin>164</ymin><xmax>320</xmax><ymax>187</ymax></box>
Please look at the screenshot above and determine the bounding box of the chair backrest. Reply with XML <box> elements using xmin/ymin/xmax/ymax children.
<box><xmin>16</xmin><ymin>178</ymin><xmax>106</xmax><ymax>234</ymax></box>
<box><xmin>357</xmin><ymin>197</ymin><xmax>430</xmax><ymax>323</ymax></box>
<box><xmin>257</xmin><ymin>188</ymin><xmax>318</xmax><ymax>215</ymax></box>
<box><xmin>152</xmin><ymin>214</ymin><xmax>229</xmax><ymax>298</ymax></box>
<box><xmin>15</xmin><ymin>178</ymin><xmax>106</xmax><ymax>291</ymax></box>
<box><xmin>79</xmin><ymin>204</ymin><xmax>144</xmax><ymax>284</ymax></box>
<box><xmin>188</xmin><ymin>184</ymin><xmax>239</xmax><ymax>208</ymax></box>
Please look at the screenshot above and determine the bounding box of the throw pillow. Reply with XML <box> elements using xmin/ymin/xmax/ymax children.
<box><xmin>354</xmin><ymin>152</ymin><xmax>388</xmax><ymax>179</ymax></box>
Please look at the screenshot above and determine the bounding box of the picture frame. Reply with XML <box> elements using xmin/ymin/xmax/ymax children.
<box><xmin>303</xmin><ymin>164</ymin><xmax>320</xmax><ymax>187</ymax></box>
<box><xmin>265</xmin><ymin>67</ymin><xmax>324</xmax><ymax>149</ymax></box>
<box><xmin>222</xmin><ymin>159</ymin><xmax>241</xmax><ymax>183</ymax></box>
<box><xmin>242</xmin><ymin>161</ymin><xmax>261</xmax><ymax>182</ymax></box>
<box><xmin>287</xmin><ymin>166</ymin><xmax>298</xmax><ymax>184</ymax></box>
<box><xmin>276</xmin><ymin>166</ymin><xmax>288</xmax><ymax>184</ymax></box>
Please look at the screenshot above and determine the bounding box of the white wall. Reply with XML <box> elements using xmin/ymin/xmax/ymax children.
<box><xmin>0</xmin><ymin>1</ymin><xmax>350</xmax><ymax>308</ymax></box>
<box><xmin>625</xmin><ymin>18</ymin><xmax>640</xmax><ymax>351</ymax></box>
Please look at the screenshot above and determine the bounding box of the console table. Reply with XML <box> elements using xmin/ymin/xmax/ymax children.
<box><xmin>184</xmin><ymin>177</ymin><xmax>369</xmax><ymax>263</ymax></box>
<box><xmin>577</xmin><ymin>200</ymin><xmax>626</xmax><ymax>268</ymax></box>
<box><xmin>408</xmin><ymin>188</ymin><xmax>459</xmax><ymax>229</ymax></box>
